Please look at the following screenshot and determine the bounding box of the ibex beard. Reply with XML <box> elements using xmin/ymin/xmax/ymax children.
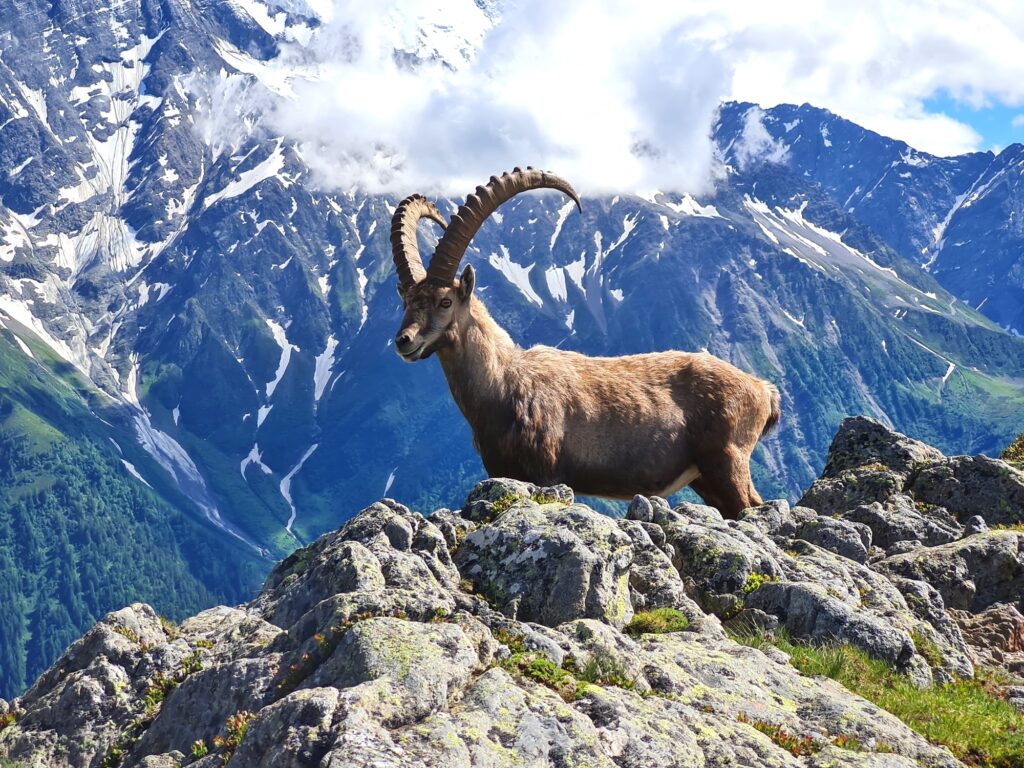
<box><xmin>391</xmin><ymin>167</ymin><xmax>781</xmax><ymax>519</ymax></box>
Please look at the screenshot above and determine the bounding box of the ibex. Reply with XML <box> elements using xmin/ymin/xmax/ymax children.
<box><xmin>391</xmin><ymin>167</ymin><xmax>780</xmax><ymax>518</ymax></box>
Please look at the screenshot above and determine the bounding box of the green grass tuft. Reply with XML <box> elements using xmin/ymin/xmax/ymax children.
<box><xmin>571</xmin><ymin>650</ymin><xmax>638</xmax><ymax>691</ymax></box>
<box><xmin>624</xmin><ymin>608</ymin><xmax>690</xmax><ymax>637</ymax></box>
<box><xmin>910</xmin><ymin>629</ymin><xmax>946</xmax><ymax>668</ymax></box>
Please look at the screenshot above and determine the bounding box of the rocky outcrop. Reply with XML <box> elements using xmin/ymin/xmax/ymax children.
<box><xmin>2</xmin><ymin>417</ymin><xmax>1023</xmax><ymax>767</ymax></box>
<box><xmin>951</xmin><ymin>603</ymin><xmax>1024</xmax><ymax>676</ymax></box>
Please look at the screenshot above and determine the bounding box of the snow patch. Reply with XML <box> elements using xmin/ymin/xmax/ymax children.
<box><xmin>121</xmin><ymin>459</ymin><xmax>152</xmax><ymax>488</ymax></box>
<box><xmin>204</xmin><ymin>140</ymin><xmax>286</xmax><ymax>209</ymax></box>
<box><xmin>265</xmin><ymin>318</ymin><xmax>294</xmax><ymax>398</ymax></box>
<box><xmin>564</xmin><ymin>254</ymin><xmax>586</xmax><ymax>295</ymax></box>
<box><xmin>489</xmin><ymin>246</ymin><xmax>543</xmax><ymax>306</ymax></box>
<box><xmin>662</xmin><ymin>195</ymin><xmax>721</xmax><ymax>218</ymax></box>
<box><xmin>544</xmin><ymin>266</ymin><xmax>568</xmax><ymax>302</ymax></box>
<box><xmin>0</xmin><ymin>296</ymin><xmax>89</xmax><ymax>375</ymax></box>
<box><xmin>257</xmin><ymin>404</ymin><xmax>273</xmax><ymax>427</ymax></box>
<box><xmin>282</xmin><ymin>444</ymin><xmax>318</xmax><ymax>536</ymax></box>
<box><xmin>383</xmin><ymin>467</ymin><xmax>398</xmax><ymax>497</ymax></box>
<box><xmin>313</xmin><ymin>335</ymin><xmax>338</xmax><ymax>403</ymax></box>
<box><xmin>549</xmin><ymin>200</ymin><xmax>577</xmax><ymax>249</ymax></box>
<box><xmin>941</xmin><ymin>362</ymin><xmax>956</xmax><ymax>385</ymax></box>
<box><xmin>781</xmin><ymin>309</ymin><xmax>805</xmax><ymax>328</ymax></box>
<box><xmin>240</xmin><ymin>443</ymin><xmax>273</xmax><ymax>478</ymax></box>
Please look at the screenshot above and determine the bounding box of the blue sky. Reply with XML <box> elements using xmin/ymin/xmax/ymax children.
<box><xmin>923</xmin><ymin>92</ymin><xmax>1024</xmax><ymax>154</ymax></box>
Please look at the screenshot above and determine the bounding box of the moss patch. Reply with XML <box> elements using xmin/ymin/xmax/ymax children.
<box><xmin>742</xmin><ymin>572</ymin><xmax>776</xmax><ymax>594</ymax></box>
<box><xmin>501</xmin><ymin>652</ymin><xmax>586</xmax><ymax>702</ymax></box>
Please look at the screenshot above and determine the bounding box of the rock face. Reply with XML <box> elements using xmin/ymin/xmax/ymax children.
<box><xmin>2</xmin><ymin>418</ymin><xmax>1023</xmax><ymax>767</ymax></box>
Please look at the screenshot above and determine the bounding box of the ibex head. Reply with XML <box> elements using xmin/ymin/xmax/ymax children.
<box><xmin>391</xmin><ymin>167</ymin><xmax>581</xmax><ymax>362</ymax></box>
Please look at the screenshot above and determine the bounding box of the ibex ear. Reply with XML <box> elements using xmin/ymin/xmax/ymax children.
<box><xmin>458</xmin><ymin>264</ymin><xmax>476</xmax><ymax>300</ymax></box>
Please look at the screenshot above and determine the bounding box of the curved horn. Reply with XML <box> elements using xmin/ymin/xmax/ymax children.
<box><xmin>425</xmin><ymin>167</ymin><xmax>581</xmax><ymax>287</ymax></box>
<box><xmin>390</xmin><ymin>194</ymin><xmax>448</xmax><ymax>288</ymax></box>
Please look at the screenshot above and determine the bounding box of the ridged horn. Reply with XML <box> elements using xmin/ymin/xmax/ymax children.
<box><xmin>425</xmin><ymin>167</ymin><xmax>581</xmax><ymax>287</ymax></box>
<box><xmin>390</xmin><ymin>194</ymin><xmax>448</xmax><ymax>288</ymax></box>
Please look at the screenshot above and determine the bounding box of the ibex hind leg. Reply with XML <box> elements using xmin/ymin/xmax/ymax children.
<box><xmin>693</xmin><ymin>448</ymin><xmax>760</xmax><ymax>520</ymax></box>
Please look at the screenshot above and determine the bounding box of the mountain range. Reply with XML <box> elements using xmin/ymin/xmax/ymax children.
<box><xmin>0</xmin><ymin>0</ymin><xmax>1023</xmax><ymax>697</ymax></box>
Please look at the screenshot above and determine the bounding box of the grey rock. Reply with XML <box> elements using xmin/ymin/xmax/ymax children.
<box><xmin>842</xmin><ymin>496</ymin><xmax>962</xmax><ymax>551</ymax></box>
<box><xmin>0</xmin><ymin>476</ymin><xmax>979</xmax><ymax>768</ymax></box>
<box><xmin>399</xmin><ymin>668</ymin><xmax>613</xmax><ymax>768</ymax></box>
<box><xmin>908</xmin><ymin>455</ymin><xmax>1024</xmax><ymax>526</ymax></box>
<box><xmin>672</xmin><ymin>500</ymin><xmax>725</xmax><ymax>525</ymax></box>
<box><xmin>427</xmin><ymin>508</ymin><xmax>476</xmax><ymax>550</ymax></box>
<box><xmin>1008</xmin><ymin>688</ymin><xmax>1024</xmax><ymax>714</ymax></box>
<box><xmin>962</xmin><ymin>515</ymin><xmax>989</xmax><ymax>537</ymax></box>
<box><xmin>819</xmin><ymin>416</ymin><xmax>945</xmax><ymax>477</ymax></box>
<box><xmin>876</xmin><ymin>531</ymin><xmax>1024</xmax><ymax>611</ymax></box>
<box><xmin>723</xmin><ymin>607</ymin><xmax>780</xmax><ymax>634</ymax></box>
<box><xmin>798</xmin><ymin>469</ymin><xmax>905</xmax><ymax>516</ymax></box>
<box><xmin>639</xmin><ymin>632</ymin><xmax>961</xmax><ymax>767</ymax></box>
<box><xmin>807</xmin><ymin>747</ymin><xmax>923</xmax><ymax>767</ymax></box>
<box><xmin>661</xmin><ymin>517</ymin><xmax>785</xmax><ymax>610</ymax></box>
<box><xmin>950</xmin><ymin>603</ymin><xmax>1024</xmax><ymax>672</ymax></box>
<box><xmin>795</xmin><ymin>516</ymin><xmax>873</xmax><ymax>563</ymax></box>
<box><xmin>889</xmin><ymin>576</ymin><xmax>973</xmax><ymax>679</ymax></box>
<box><xmin>306</xmin><ymin>617</ymin><xmax>486</xmax><ymax>725</ymax></box>
<box><xmin>557</xmin><ymin>619</ymin><xmax>652</xmax><ymax>695</ymax></box>
<box><xmin>745</xmin><ymin>581</ymin><xmax>915</xmax><ymax>666</ymax></box>
<box><xmin>227</xmin><ymin>687</ymin><xmax>340</xmax><ymax>767</ymax></box>
<box><xmin>133</xmin><ymin>654</ymin><xmax>281</xmax><ymax>756</ymax></box>
<box><xmin>573</xmin><ymin>686</ymin><xmax>705</xmax><ymax>767</ymax></box>
<box><xmin>738</xmin><ymin>499</ymin><xmax>811</xmax><ymax>537</ymax></box>
<box><xmin>615</xmin><ymin>518</ymin><xmax>707</xmax><ymax>630</ymax></box>
<box><xmin>253</xmin><ymin>501</ymin><xmax>462</xmax><ymax>632</ymax></box>
<box><xmin>133</xmin><ymin>754</ymin><xmax>186</xmax><ymax>768</ymax></box>
<box><xmin>886</xmin><ymin>540</ymin><xmax>922</xmax><ymax>556</ymax></box>
<box><xmin>626</xmin><ymin>494</ymin><xmax>655</xmax><ymax>522</ymax></box>
<box><xmin>461</xmin><ymin>477</ymin><xmax>573</xmax><ymax>524</ymax></box>
<box><xmin>0</xmin><ymin>604</ymin><xmax>178</xmax><ymax>768</ymax></box>
<box><xmin>455</xmin><ymin>502</ymin><xmax>634</xmax><ymax>628</ymax></box>
<box><xmin>179</xmin><ymin>606</ymin><xmax>286</xmax><ymax>662</ymax></box>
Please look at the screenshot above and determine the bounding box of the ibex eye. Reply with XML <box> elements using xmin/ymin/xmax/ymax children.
<box><xmin>440</xmin><ymin>299</ymin><xmax>452</xmax><ymax>308</ymax></box>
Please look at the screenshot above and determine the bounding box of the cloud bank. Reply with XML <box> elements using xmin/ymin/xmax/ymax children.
<box><xmin>260</xmin><ymin>0</ymin><xmax>729</xmax><ymax>196</ymax></box>
<box><xmin>207</xmin><ymin>0</ymin><xmax>1024</xmax><ymax>195</ymax></box>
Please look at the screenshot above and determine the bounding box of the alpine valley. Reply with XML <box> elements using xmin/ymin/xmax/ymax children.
<box><xmin>1</xmin><ymin>0</ymin><xmax>1023</xmax><ymax>698</ymax></box>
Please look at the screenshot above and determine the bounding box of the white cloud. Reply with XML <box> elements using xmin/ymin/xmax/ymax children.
<box><xmin>734</xmin><ymin>106</ymin><xmax>789</xmax><ymax>169</ymax></box>
<box><xmin>698</xmin><ymin>0</ymin><xmax>1024</xmax><ymax>155</ymax></box>
<box><xmin>201</xmin><ymin>0</ymin><xmax>1024</xmax><ymax>194</ymax></box>
<box><xmin>1013</xmin><ymin>114</ymin><xmax>1024</xmax><ymax>129</ymax></box>
<box><xmin>255</xmin><ymin>0</ymin><xmax>730</xmax><ymax>196</ymax></box>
